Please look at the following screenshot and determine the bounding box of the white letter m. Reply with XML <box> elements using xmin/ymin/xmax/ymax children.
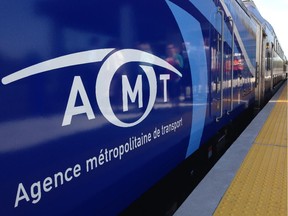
<box><xmin>122</xmin><ymin>75</ymin><xmax>143</xmax><ymax>112</ymax></box>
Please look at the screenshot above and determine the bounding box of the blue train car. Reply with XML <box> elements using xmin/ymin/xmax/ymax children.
<box><xmin>0</xmin><ymin>0</ymin><xmax>286</xmax><ymax>215</ymax></box>
<box><xmin>243</xmin><ymin>0</ymin><xmax>287</xmax><ymax>106</ymax></box>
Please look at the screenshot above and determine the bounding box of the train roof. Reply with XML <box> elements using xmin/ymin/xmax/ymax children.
<box><xmin>242</xmin><ymin>0</ymin><xmax>275</xmax><ymax>35</ymax></box>
<box><xmin>243</xmin><ymin>0</ymin><xmax>286</xmax><ymax>59</ymax></box>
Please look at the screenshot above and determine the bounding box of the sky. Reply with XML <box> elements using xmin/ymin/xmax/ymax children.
<box><xmin>252</xmin><ymin>0</ymin><xmax>288</xmax><ymax>58</ymax></box>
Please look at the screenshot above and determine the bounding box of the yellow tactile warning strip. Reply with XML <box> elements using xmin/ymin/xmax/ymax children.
<box><xmin>214</xmin><ymin>82</ymin><xmax>288</xmax><ymax>216</ymax></box>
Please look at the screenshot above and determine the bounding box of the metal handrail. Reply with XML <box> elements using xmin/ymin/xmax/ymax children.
<box><xmin>228</xmin><ymin>16</ymin><xmax>234</xmax><ymax>114</ymax></box>
<box><xmin>216</xmin><ymin>7</ymin><xmax>225</xmax><ymax>122</ymax></box>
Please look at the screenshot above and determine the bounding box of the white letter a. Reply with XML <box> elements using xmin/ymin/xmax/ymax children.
<box><xmin>62</xmin><ymin>76</ymin><xmax>95</xmax><ymax>126</ymax></box>
<box><xmin>14</xmin><ymin>183</ymin><xmax>30</xmax><ymax>208</ymax></box>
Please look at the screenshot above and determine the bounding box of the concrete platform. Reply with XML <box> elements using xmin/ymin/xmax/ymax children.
<box><xmin>174</xmin><ymin>81</ymin><xmax>287</xmax><ymax>216</ymax></box>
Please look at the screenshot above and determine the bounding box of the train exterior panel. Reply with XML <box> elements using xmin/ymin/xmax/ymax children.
<box><xmin>0</xmin><ymin>0</ymin><xmax>286</xmax><ymax>215</ymax></box>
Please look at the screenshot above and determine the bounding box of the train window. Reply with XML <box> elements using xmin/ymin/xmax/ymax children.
<box><xmin>266</xmin><ymin>43</ymin><xmax>271</xmax><ymax>71</ymax></box>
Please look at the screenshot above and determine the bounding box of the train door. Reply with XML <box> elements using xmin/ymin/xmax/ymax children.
<box><xmin>254</xmin><ymin>22</ymin><xmax>275</xmax><ymax>107</ymax></box>
<box><xmin>270</xmin><ymin>43</ymin><xmax>274</xmax><ymax>90</ymax></box>
<box><xmin>255</xmin><ymin>22</ymin><xmax>265</xmax><ymax>107</ymax></box>
<box><xmin>210</xmin><ymin>7</ymin><xmax>233</xmax><ymax>121</ymax></box>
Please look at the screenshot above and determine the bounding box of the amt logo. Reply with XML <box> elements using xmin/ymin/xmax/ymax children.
<box><xmin>2</xmin><ymin>49</ymin><xmax>182</xmax><ymax>128</ymax></box>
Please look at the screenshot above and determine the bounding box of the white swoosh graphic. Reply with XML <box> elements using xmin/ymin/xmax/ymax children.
<box><xmin>2</xmin><ymin>48</ymin><xmax>114</xmax><ymax>85</ymax></box>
